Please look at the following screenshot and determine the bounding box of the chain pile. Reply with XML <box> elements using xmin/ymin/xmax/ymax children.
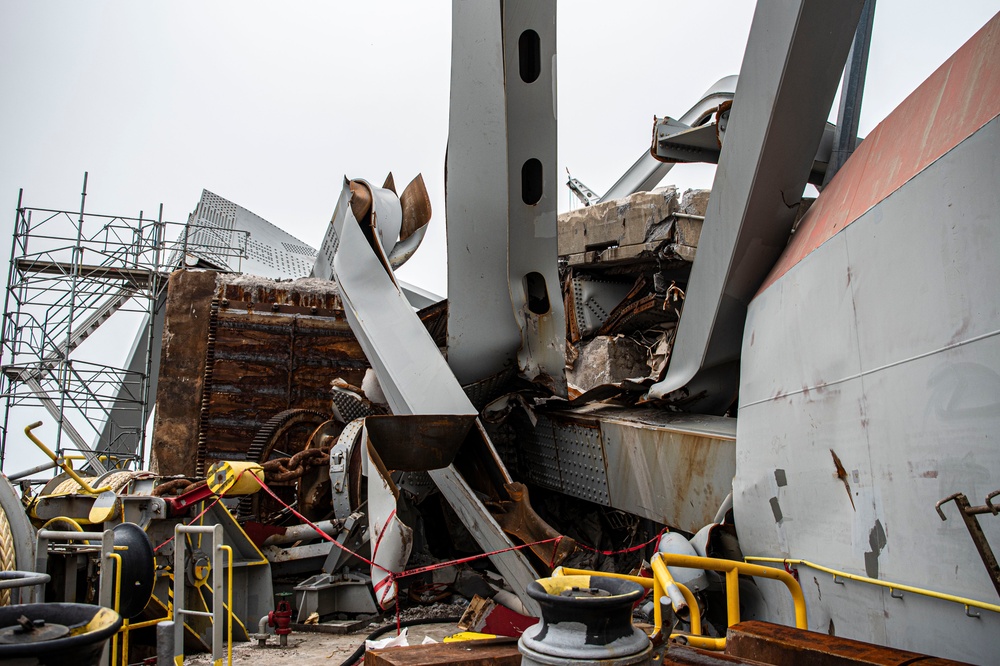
<box><xmin>153</xmin><ymin>444</ymin><xmax>334</xmax><ymax>495</ymax></box>
<box><xmin>260</xmin><ymin>448</ymin><xmax>330</xmax><ymax>483</ymax></box>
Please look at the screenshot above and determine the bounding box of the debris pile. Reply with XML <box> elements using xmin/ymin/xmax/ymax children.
<box><xmin>559</xmin><ymin>186</ymin><xmax>709</xmax><ymax>393</ymax></box>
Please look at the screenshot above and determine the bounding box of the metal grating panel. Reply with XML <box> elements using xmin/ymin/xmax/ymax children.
<box><xmin>180</xmin><ymin>189</ymin><xmax>318</xmax><ymax>279</ymax></box>
<box><xmin>550</xmin><ymin>420</ymin><xmax>610</xmax><ymax>505</ymax></box>
<box><xmin>518</xmin><ymin>417</ymin><xmax>563</xmax><ymax>492</ymax></box>
<box><xmin>515</xmin><ymin>414</ymin><xmax>610</xmax><ymax>506</ymax></box>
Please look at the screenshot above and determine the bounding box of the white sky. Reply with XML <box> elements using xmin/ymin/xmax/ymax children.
<box><xmin>0</xmin><ymin>1</ymin><xmax>996</xmax><ymax>473</ymax></box>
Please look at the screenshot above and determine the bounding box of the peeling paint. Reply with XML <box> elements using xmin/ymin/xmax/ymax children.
<box><xmin>769</xmin><ymin>496</ymin><xmax>783</xmax><ymax>523</ymax></box>
<box><xmin>830</xmin><ymin>449</ymin><xmax>856</xmax><ymax>511</ymax></box>
<box><xmin>864</xmin><ymin>519</ymin><xmax>887</xmax><ymax>579</ymax></box>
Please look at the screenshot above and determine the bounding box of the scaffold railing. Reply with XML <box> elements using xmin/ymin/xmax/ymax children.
<box><xmin>0</xmin><ymin>173</ymin><xmax>249</xmax><ymax>477</ymax></box>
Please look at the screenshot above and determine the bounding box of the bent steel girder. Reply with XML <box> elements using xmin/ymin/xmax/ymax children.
<box><xmin>330</xmin><ymin>177</ymin><xmax>553</xmax><ymax>615</ymax></box>
<box><xmin>599</xmin><ymin>76</ymin><xmax>738</xmax><ymax>204</ymax></box>
<box><xmin>312</xmin><ymin>174</ymin><xmax>436</xmax><ymax>309</ymax></box>
<box><xmin>446</xmin><ymin>0</ymin><xmax>566</xmax><ymax>393</ymax></box>
<box><xmin>646</xmin><ymin>0</ymin><xmax>865</xmax><ymax>407</ymax></box>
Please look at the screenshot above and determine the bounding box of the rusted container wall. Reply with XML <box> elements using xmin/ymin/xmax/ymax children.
<box><xmin>150</xmin><ymin>270</ymin><xmax>367</xmax><ymax>476</ymax></box>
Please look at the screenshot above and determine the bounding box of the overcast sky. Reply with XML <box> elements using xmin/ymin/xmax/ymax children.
<box><xmin>0</xmin><ymin>1</ymin><xmax>996</xmax><ymax>472</ymax></box>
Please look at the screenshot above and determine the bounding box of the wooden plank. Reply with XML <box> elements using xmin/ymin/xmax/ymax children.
<box><xmin>725</xmin><ymin>621</ymin><xmax>974</xmax><ymax>666</ymax></box>
<box><xmin>365</xmin><ymin>637</ymin><xmax>521</xmax><ymax>666</ymax></box>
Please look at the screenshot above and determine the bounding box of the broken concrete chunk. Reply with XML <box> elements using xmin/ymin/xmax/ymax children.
<box><xmin>566</xmin><ymin>335</ymin><xmax>650</xmax><ymax>391</ymax></box>
<box><xmin>680</xmin><ymin>188</ymin><xmax>711</xmax><ymax>217</ymax></box>
<box><xmin>557</xmin><ymin>186</ymin><xmax>679</xmax><ymax>256</ymax></box>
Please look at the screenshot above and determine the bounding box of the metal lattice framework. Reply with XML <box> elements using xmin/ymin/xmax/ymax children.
<box><xmin>0</xmin><ymin>175</ymin><xmax>249</xmax><ymax>475</ymax></box>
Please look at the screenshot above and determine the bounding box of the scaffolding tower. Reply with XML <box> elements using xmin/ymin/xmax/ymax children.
<box><xmin>0</xmin><ymin>174</ymin><xmax>248</xmax><ymax>476</ymax></box>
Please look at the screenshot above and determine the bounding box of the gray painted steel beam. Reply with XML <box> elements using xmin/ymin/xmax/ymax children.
<box><xmin>646</xmin><ymin>0</ymin><xmax>865</xmax><ymax>406</ymax></box>
<box><xmin>504</xmin><ymin>0</ymin><xmax>567</xmax><ymax>393</ymax></box>
<box><xmin>824</xmin><ymin>0</ymin><xmax>876</xmax><ymax>186</ymax></box>
<box><xmin>599</xmin><ymin>76</ymin><xmax>738</xmax><ymax>204</ymax></box>
<box><xmin>446</xmin><ymin>0</ymin><xmax>566</xmax><ymax>392</ymax></box>
<box><xmin>330</xmin><ymin>178</ymin><xmax>542</xmax><ymax>615</ymax></box>
<box><xmin>445</xmin><ymin>0</ymin><xmax>522</xmax><ymax>385</ymax></box>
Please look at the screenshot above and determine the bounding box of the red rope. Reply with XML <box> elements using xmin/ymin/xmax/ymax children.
<box><xmin>156</xmin><ymin>470</ymin><xmax>669</xmax><ymax>633</ymax></box>
<box><xmin>255</xmin><ymin>475</ymin><xmax>386</xmax><ymax>573</ymax></box>
<box><xmin>153</xmin><ymin>493</ymin><xmax>226</xmax><ymax>552</ymax></box>
<box><xmin>573</xmin><ymin>527</ymin><xmax>668</xmax><ymax>556</ymax></box>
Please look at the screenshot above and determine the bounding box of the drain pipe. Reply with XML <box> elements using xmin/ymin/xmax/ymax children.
<box><xmin>254</xmin><ymin>615</ymin><xmax>270</xmax><ymax>647</ymax></box>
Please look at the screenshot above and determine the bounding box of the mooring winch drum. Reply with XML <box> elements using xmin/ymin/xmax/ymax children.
<box><xmin>518</xmin><ymin>575</ymin><xmax>652</xmax><ymax>665</ymax></box>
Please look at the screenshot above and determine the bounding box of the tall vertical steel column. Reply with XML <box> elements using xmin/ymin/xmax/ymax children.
<box><xmin>446</xmin><ymin>0</ymin><xmax>566</xmax><ymax>394</ymax></box>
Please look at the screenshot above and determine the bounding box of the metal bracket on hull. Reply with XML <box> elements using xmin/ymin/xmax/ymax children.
<box><xmin>936</xmin><ymin>490</ymin><xmax>1000</xmax><ymax>599</ymax></box>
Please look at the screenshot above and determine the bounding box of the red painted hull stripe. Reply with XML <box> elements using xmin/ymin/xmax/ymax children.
<box><xmin>759</xmin><ymin>11</ymin><xmax>1000</xmax><ymax>295</ymax></box>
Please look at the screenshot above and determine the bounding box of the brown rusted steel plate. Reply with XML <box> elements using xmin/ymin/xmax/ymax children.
<box><xmin>154</xmin><ymin>272</ymin><xmax>349</xmax><ymax>475</ymax></box>
<box><xmin>662</xmin><ymin>644</ymin><xmax>767</xmax><ymax>665</ymax></box>
<box><xmin>399</xmin><ymin>173</ymin><xmax>432</xmax><ymax>242</ymax></box>
<box><xmin>152</xmin><ymin>270</ymin><xmax>454</xmax><ymax>477</ymax></box>
<box><xmin>150</xmin><ymin>270</ymin><xmax>218</xmax><ymax>476</ymax></box>
<box><xmin>725</xmin><ymin>621</ymin><xmax>974</xmax><ymax>665</ymax></box>
<box><xmin>364</xmin><ymin>414</ymin><xmax>478</xmax><ymax>471</ymax></box>
<box><xmin>364</xmin><ymin>637</ymin><xmax>522</xmax><ymax>666</ymax></box>
<box><xmin>493</xmin><ymin>482</ymin><xmax>577</xmax><ymax>568</ymax></box>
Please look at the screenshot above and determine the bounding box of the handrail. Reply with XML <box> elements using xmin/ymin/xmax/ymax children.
<box><xmin>658</xmin><ymin>553</ymin><xmax>808</xmax><ymax>632</ymax></box>
<box><xmin>173</xmin><ymin>524</ymin><xmax>231</xmax><ymax>666</ymax></box>
<box><xmin>107</xmin><ymin>551</ymin><xmax>123</xmax><ymax>666</ymax></box>
<box><xmin>746</xmin><ymin>556</ymin><xmax>1000</xmax><ymax>616</ymax></box>
<box><xmin>556</xmin><ymin>552</ymin><xmax>809</xmax><ymax>651</ymax></box>
<box><xmin>39</xmin><ymin>516</ymin><xmax>84</xmax><ymax>532</ymax></box>
<box><xmin>24</xmin><ymin>422</ymin><xmax>111</xmax><ymax>494</ymax></box>
<box><xmin>220</xmin><ymin>545</ymin><xmax>234</xmax><ymax>666</ymax></box>
<box><xmin>0</xmin><ymin>570</ymin><xmax>51</xmax><ymax>590</ymax></box>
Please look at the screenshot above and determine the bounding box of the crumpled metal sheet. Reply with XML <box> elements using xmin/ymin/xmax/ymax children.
<box><xmin>328</xmin><ymin>176</ymin><xmax>560</xmax><ymax>615</ymax></box>
<box><xmin>364</xmin><ymin>430</ymin><xmax>412</xmax><ymax>609</ymax></box>
<box><xmin>361</xmin><ymin>414</ymin><xmax>477</xmax><ymax>609</ymax></box>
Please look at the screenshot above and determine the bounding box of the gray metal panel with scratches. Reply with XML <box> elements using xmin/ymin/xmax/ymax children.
<box><xmin>503</xmin><ymin>0</ymin><xmax>567</xmax><ymax>392</ymax></box>
<box><xmin>519</xmin><ymin>409</ymin><xmax>735</xmax><ymax>532</ymax></box>
<box><xmin>736</xmin><ymin>118</ymin><xmax>1000</xmax><ymax>662</ymax></box>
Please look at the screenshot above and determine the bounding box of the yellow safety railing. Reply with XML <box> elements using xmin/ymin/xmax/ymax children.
<box><xmin>64</xmin><ymin>453</ymin><xmax>126</xmax><ymax>469</ymax></box>
<box><xmin>39</xmin><ymin>516</ymin><xmax>85</xmax><ymax>532</ymax></box>
<box><xmin>656</xmin><ymin>553</ymin><xmax>807</xmax><ymax>650</ymax></box>
<box><xmin>556</xmin><ymin>551</ymin><xmax>808</xmax><ymax>651</ymax></box>
<box><xmin>107</xmin><ymin>550</ymin><xmax>124</xmax><ymax>666</ymax></box>
<box><xmin>24</xmin><ymin>422</ymin><xmax>111</xmax><ymax>494</ymax></box>
<box><xmin>746</xmin><ymin>557</ymin><xmax>1000</xmax><ymax>617</ymax></box>
<box><xmin>221</xmin><ymin>545</ymin><xmax>234</xmax><ymax>666</ymax></box>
